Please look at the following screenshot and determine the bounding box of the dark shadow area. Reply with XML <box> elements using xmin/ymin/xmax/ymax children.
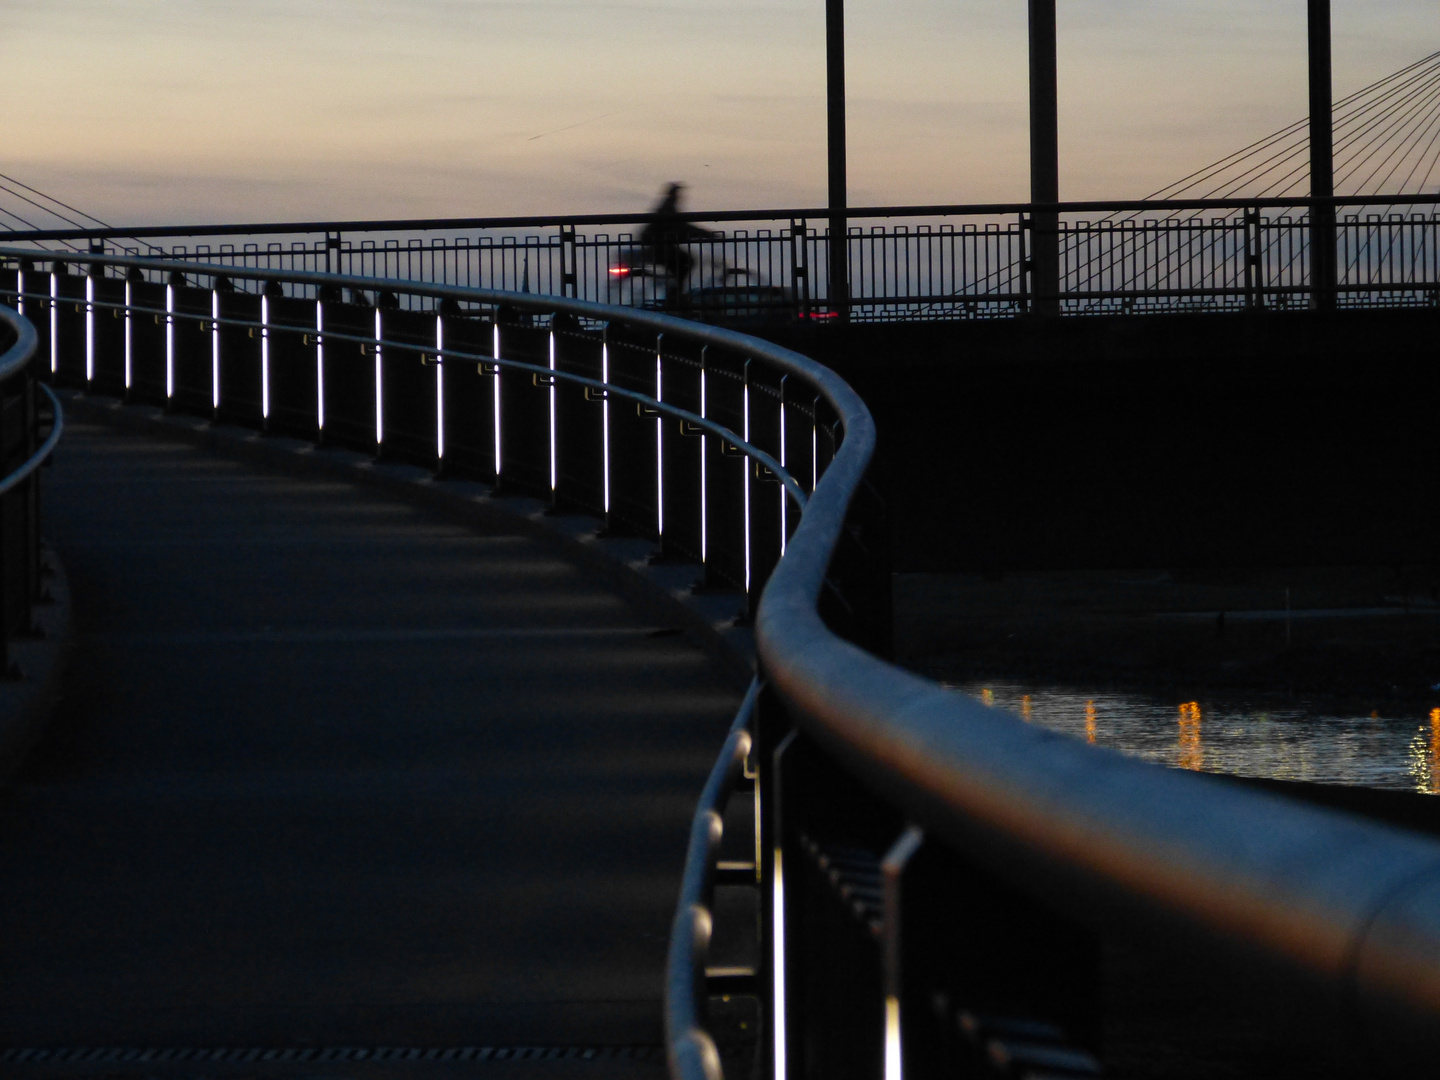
<box><xmin>771</xmin><ymin>307</ymin><xmax>1440</xmax><ymax>574</ymax></box>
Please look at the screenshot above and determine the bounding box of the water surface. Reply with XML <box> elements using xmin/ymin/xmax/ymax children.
<box><xmin>951</xmin><ymin>681</ymin><xmax>1440</xmax><ymax>793</ymax></box>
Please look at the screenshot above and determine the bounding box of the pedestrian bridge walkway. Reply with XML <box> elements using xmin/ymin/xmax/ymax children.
<box><xmin>9</xmin><ymin>255</ymin><xmax>1440</xmax><ymax>1080</ymax></box>
<box><xmin>0</xmin><ymin>417</ymin><xmax>740</xmax><ymax>1077</ymax></box>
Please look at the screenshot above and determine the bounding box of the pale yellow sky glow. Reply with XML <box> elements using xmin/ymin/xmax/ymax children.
<box><xmin>1</xmin><ymin>1</ymin><xmax>1434</xmax><ymax>225</ymax></box>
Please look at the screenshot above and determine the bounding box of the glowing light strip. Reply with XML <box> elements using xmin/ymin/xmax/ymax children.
<box><xmin>548</xmin><ymin>329</ymin><xmax>557</xmax><ymax>492</ymax></box>
<box><xmin>49</xmin><ymin>273</ymin><xmax>57</xmax><ymax>374</ymax></box>
<box><xmin>699</xmin><ymin>365</ymin><xmax>708</xmax><ymax>562</ymax></box>
<box><xmin>374</xmin><ymin>308</ymin><xmax>384</xmax><ymax>445</ymax></box>
<box><xmin>742</xmin><ymin>381</ymin><xmax>751</xmax><ymax>594</ymax></box>
<box><xmin>884</xmin><ymin>996</ymin><xmax>902</xmax><ymax>1080</ymax></box>
<box><xmin>315</xmin><ymin>300</ymin><xmax>326</xmax><ymax>430</ymax></box>
<box><xmin>435</xmin><ymin>315</ymin><xmax>445</xmax><ymax>460</ymax></box>
<box><xmin>779</xmin><ymin>400</ymin><xmax>787</xmax><ymax>555</ymax></box>
<box><xmin>210</xmin><ymin>289</ymin><xmax>220</xmax><ymax>410</ymax></box>
<box><xmin>260</xmin><ymin>295</ymin><xmax>270</xmax><ymax>420</ymax></box>
<box><xmin>773</xmin><ymin>845</ymin><xmax>788</xmax><ymax>1080</ymax></box>
<box><xmin>85</xmin><ymin>275</ymin><xmax>94</xmax><ymax>382</ymax></box>
<box><xmin>655</xmin><ymin>347</ymin><xmax>664</xmax><ymax>536</ymax></box>
<box><xmin>123</xmin><ymin>279</ymin><xmax>132</xmax><ymax>389</ymax></box>
<box><xmin>165</xmin><ymin>282</ymin><xmax>174</xmax><ymax>398</ymax></box>
<box><xmin>812</xmin><ymin>413</ymin><xmax>818</xmax><ymax>491</ymax></box>
<box><xmin>14</xmin><ymin>269</ymin><xmax>23</xmax><ymax>317</ymax></box>
<box><xmin>492</xmin><ymin>323</ymin><xmax>502</xmax><ymax>480</ymax></box>
<box><xmin>601</xmin><ymin>341</ymin><xmax>611</xmax><ymax>512</ymax></box>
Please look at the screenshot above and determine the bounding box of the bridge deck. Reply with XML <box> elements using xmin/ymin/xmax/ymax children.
<box><xmin>0</xmin><ymin>421</ymin><xmax>742</xmax><ymax>1077</ymax></box>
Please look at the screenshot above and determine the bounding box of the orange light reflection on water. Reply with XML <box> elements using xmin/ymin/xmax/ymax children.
<box><xmin>1432</xmin><ymin>708</ymin><xmax>1440</xmax><ymax>794</ymax></box>
<box><xmin>1084</xmin><ymin>700</ymin><xmax>1096</xmax><ymax>744</ymax></box>
<box><xmin>1178</xmin><ymin>701</ymin><xmax>1203</xmax><ymax>772</ymax></box>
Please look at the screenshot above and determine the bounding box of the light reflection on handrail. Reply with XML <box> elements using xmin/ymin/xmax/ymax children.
<box><xmin>0</xmin><ymin>305</ymin><xmax>58</xmax><ymax>497</ymax></box>
<box><xmin>16</xmin><ymin>290</ymin><xmax>807</xmax><ymax>512</ymax></box>
<box><xmin>0</xmin><ymin>252</ymin><xmax>810</xmax><ymax>509</ymax></box>
<box><xmin>665</xmin><ymin>680</ymin><xmax>757</xmax><ymax>1080</ymax></box>
<box><xmin>0</xmin><ymin>383</ymin><xmax>63</xmax><ymax>497</ymax></box>
<box><xmin>0</xmin><ymin>301</ymin><xmax>38</xmax><ymax>384</ymax></box>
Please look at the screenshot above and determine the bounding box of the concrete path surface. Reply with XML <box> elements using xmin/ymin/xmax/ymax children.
<box><xmin>0</xmin><ymin>421</ymin><xmax>742</xmax><ymax>1078</ymax></box>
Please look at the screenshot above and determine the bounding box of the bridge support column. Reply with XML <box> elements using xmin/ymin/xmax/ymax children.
<box><xmin>826</xmin><ymin>0</ymin><xmax>849</xmax><ymax>323</ymax></box>
<box><xmin>1028</xmin><ymin>0</ymin><xmax>1060</xmax><ymax>317</ymax></box>
<box><xmin>1309</xmin><ymin>0</ymin><xmax>1336</xmax><ymax>310</ymax></box>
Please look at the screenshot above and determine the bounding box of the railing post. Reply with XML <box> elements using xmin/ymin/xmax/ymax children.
<box><xmin>1028</xmin><ymin>0</ymin><xmax>1061</xmax><ymax>317</ymax></box>
<box><xmin>789</xmin><ymin>220</ymin><xmax>810</xmax><ymax>318</ymax></box>
<box><xmin>1017</xmin><ymin>213</ymin><xmax>1031</xmax><ymax>316</ymax></box>
<box><xmin>23</xmin><ymin>366</ymin><xmax>36</xmax><ymax>604</ymax></box>
<box><xmin>1245</xmin><ymin>206</ymin><xmax>1264</xmax><ymax>310</ymax></box>
<box><xmin>826</xmin><ymin>0</ymin><xmax>850</xmax><ymax>323</ymax></box>
<box><xmin>882</xmin><ymin>828</ymin><xmax>924</xmax><ymax>1080</ymax></box>
<box><xmin>1308</xmin><ymin>0</ymin><xmax>1336</xmax><ymax>310</ymax></box>
<box><xmin>560</xmin><ymin>225</ymin><xmax>579</xmax><ymax>299</ymax></box>
<box><xmin>0</xmin><ymin>373</ymin><xmax>8</xmax><ymax>679</ymax></box>
<box><xmin>766</xmin><ymin>726</ymin><xmax>799</xmax><ymax>1080</ymax></box>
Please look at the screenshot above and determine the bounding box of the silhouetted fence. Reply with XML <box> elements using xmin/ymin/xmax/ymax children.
<box><xmin>5</xmin><ymin>195</ymin><xmax>1440</xmax><ymax>322</ymax></box>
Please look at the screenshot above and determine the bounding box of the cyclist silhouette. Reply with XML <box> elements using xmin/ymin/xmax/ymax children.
<box><xmin>636</xmin><ymin>183</ymin><xmax>714</xmax><ymax>306</ymax></box>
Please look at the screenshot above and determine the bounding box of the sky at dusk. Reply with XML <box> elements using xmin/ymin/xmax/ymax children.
<box><xmin>2</xmin><ymin>1</ymin><xmax>1436</xmax><ymax>225</ymax></box>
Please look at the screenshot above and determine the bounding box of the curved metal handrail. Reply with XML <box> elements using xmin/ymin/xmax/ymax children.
<box><xmin>0</xmin><ymin>384</ymin><xmax>63</xmax><ymax>497</ymax></box>
<box><xmin>667</xmin><ymin>679</ymin><xmax>759</xmax><ymax>1080</ymax></box>
<box><xmin>12</xmin><ymin>249</ymin><xmax>1440</xmax><ymax>1071</ymax></box>
<box><xmin>0</xmin><ymin>249</ymin><xmax>811</xmax><ymax>512</ymax></box>
<box><xmin>0</xmin><ymin>306</ymin><xmax>59</xmax><ymax>496</ymax></box>
<box><xmin>0</xmin><ymin>247</ymin><xmax>848</xmax><ymax>489</ymax></box>
<box><xmin>0</xmin><ymin>303</ymin><xmax>38</xmax><ymax>384</ymax></box>
<box><xmin>0</xmin><ymin>304</ymin><xmax>62</xmax><ymax>683</ymax></box>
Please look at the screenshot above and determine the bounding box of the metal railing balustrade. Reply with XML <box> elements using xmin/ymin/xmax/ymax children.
<box><xmin>6</xmin><ymin>194</ymin><xmax>1440</xmax><ymax>322</ymax></box>
<box><xmin>0</xmin><ymin>251</ymin><xmax>848</xmax><ymax>609</ymax></box>
<box><xmin>10</xmin><ymin>251</ymin><xmax>1440</xmax><ymax>1080</ymax></box>
<box><xmin>0</xmin><ymin>306</ymin><xmax>63</xmax><ymax>676</ymax></box>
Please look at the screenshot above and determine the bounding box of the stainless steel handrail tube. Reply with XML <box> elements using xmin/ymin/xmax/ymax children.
<box><xmin>0</xmin><ymin>289</ymin><xmax>806</xmax><ymax>509</ymax></box>
<box><xmin>0</xmin><ymin>249</ymin><xmax>817</xmax><ymax>511</ymax></box>
<box><xmin>666</xmin><ymin>680</ymin><xmax>759</xmax><ymax>1080</ymax></box>
<box><xmin>0</xmin><ymin>247</ymin><xmax>856</xmax><ymax>382</ymax></box>
<box><xmin>0</xmin><ymin>384</ymin><xmax>63</xmax><ymax>498</ymax></box>
<box><xmin>0</xmin><ymin>305</ymin><xmax>63</xmax><ymax>678</ymax></box>
<box><xmin>759</xmin><ymin>549</ymin><xmax>1440</xmax><ymax>1067</ymax></box>
<box><xmin>0</xmin><ymin>247</ymin><xmax>855</xmax><ymax>459</ymax></box>
<box><xmin>3</xmin><ymin>191</ymin><xmax>1438</xmax><ymax>245</ymax></box>
<box><xmin>0</xmin><ymin>304</ymin><xmax>38</xmax><ymax>383</ymax></box>
<box><xmin>0</xmin><ymin>308</ymin><xmax>59</xmax><ymax>497</ymax></box>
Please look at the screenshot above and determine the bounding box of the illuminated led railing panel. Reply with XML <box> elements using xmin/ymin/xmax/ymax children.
<box><xmin>0</xmin><ymin>250</ymin><xmax>825</xmax><ymax>614</ymax></box>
